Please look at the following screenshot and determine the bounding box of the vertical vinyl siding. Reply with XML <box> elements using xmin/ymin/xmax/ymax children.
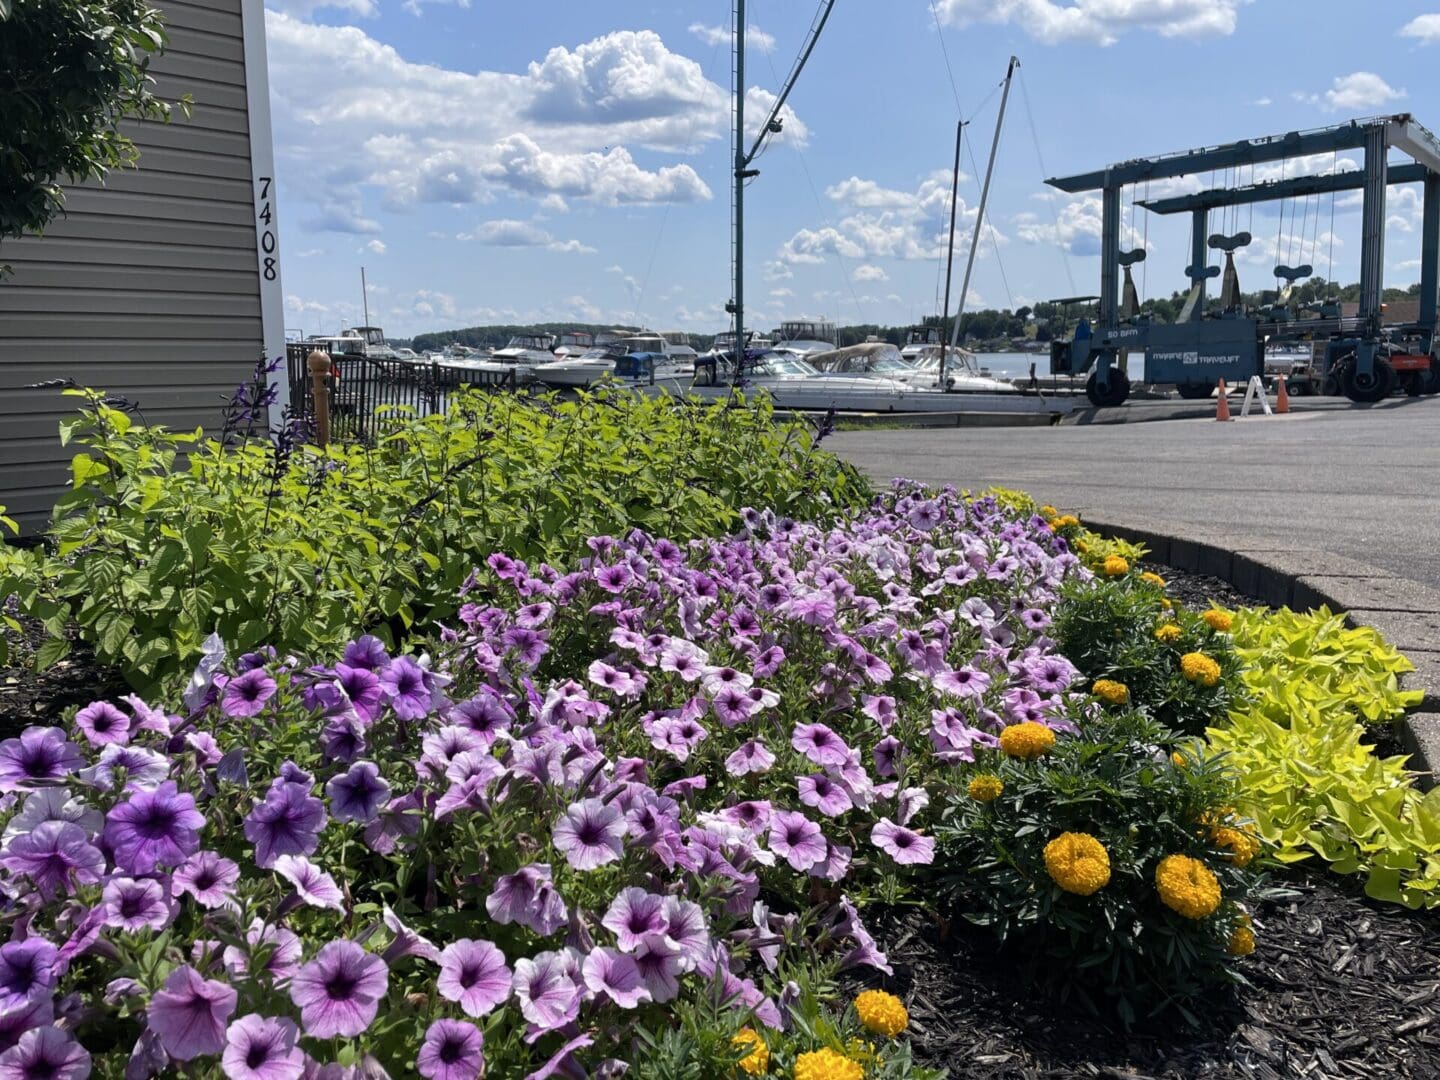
<box><xmin>0</xmin><ymin>0</ymin><xmax>261</xmax><ymax>531</ymax></box>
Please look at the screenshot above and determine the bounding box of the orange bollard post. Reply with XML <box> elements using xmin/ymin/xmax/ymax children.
<box><xmin>307</xmin><ymin>350</ymin><xmax>332</xmax><ymax>448</ymax></box>
<box><xmin>1215</xmin><ymin>380</ymin><xmax>1233</xmax><ymax>422</ymax></box>
<box><xmin>1275</xmin><ymin>376</ymin><xmax>1291</xmax><ymax>414</ymax></box>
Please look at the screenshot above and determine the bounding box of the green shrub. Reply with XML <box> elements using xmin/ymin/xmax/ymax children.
<box><xmin>0</xmin><ymin>380</ymin><xmax>870</xmax><ymax>691</ymax></box>
<box><xmin>1051</xmin><ymin>573</ymin><xmax>1240</xmax><ymax>735</ymax></box>
<box><xmin>1206</xmin><ymin>606</ymin><xmax>1438</xmax><ymax>908</ymax></box>
<box><xmin>936</xmin><ymin>710</ymin><xmax>1264</xmax><ymax>1024</ymax></box>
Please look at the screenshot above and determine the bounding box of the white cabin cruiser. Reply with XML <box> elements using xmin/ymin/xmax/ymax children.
<box><xmin>902</xmin><ymin>346</ymin><xmax>1019</xmax><ymax>393</ymax></box>
<box><xmin>771</xmin><ymin>319</ymin><xmax>838</xmax><ymax>358</ymax></box>
<box><xmin>537</xmin><ymin>334</ymin><xmax>693</xmax><ymax>389</ymax></box>
<box><xmin>553</xmin><ymin>331</ymin><xmax>595</xmax><ymax>359</ymax></box>
<box><xmin>899</xmin><ymin>325</ymin><xmax>944</xmax><ymax>362</ymax></box>
<box><xmin>467</xmin><ymin>333</ymin><xmax>560</xmax><ymax>380</ymax></box>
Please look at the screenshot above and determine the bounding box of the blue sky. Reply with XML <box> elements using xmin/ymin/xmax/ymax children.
<box><xmin>264</xmin><ymin>1</ymin><xmax>1440</xmax><ymax>340</ymax></box>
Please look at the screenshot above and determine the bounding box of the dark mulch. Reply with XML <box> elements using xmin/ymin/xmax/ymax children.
<box><xmin>869</xmin><ymin>875</ymin><xmax>1440</xmax><ymax>1079</ymax></box>
<box><xmin>1140</xmin><ymin>561</ymin><xmax>1256</xmax><ymax>613</ymax></box>
<box><xmin>0</xmin><ymin>614</ymin><xmax>126</xmax><ymax>740</ymax></box>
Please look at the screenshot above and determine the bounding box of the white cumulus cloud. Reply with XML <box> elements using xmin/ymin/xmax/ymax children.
<box><xmin>852</xmin><ymin>265</ymin><xmax>888</xmax><ymax>282</ymax></box>
<box><xmin>689</xmin><ymin>22</ymin><xmax>775</xmax><ymax>53</ymax></box>
<box><xmin>935</xmin><ymin>0</ymin><xmax>1245</xmax><ymax>46</ymax></box>
<box><xmin>1295</xmin><ymin>71</ymin><xmax>1407</xmax><ymax>112</ymax></box>
<box><xmin>1400</xmin><ymin>14</ymin><xmax>1440</xmax><ymax>44</ymax></box>
<box><xmin>458</xmin><ymin>218</ymin><xmax>597</xmax><ymax>254</ymax></box>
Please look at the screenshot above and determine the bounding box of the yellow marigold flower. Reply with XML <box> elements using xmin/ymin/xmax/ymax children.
<box><xmin>968</xmin><ymin>774</ymin><xmax>1004</xmax><ymax>802</ymax></box>
<box><xmin>1202</xmin><ymin>609</ymin><xmax>1233</xmax><ymax>633</ymax></box>
<box><xmin>1039</xmin><ymin>505</ymin><xmax>1059</xmax><ymax>520</ymax></box>
<box><xmin>1171</xmin><ymin>750</ymin><xmax>1188</xmax><ymax>769</ymax></box>
<box><xmin>1091</xmin><ymin>679</ymin><xmax>1130</xmax><ymax>706</ymax></box>
<box><xmin>1210</xmin><ymin>824</ymin><xmax>1260</xmax><ymax>868</ymax></box>
<box><xmin>1160</xmin><ymin>598</ymin><xmax>1173</xmax><ymax>610</ymax></box>
<box><xmin>1155</xmin><ymin>623</ymin><xmax>1183</xmax><ymax>644</ymax></box>
<box><xmin>999</xmin><ymin>721</ymin><xmax>1056</xmax><ymax>760</ymax></box>
<box><xmin>733</xmin><ymin>1029</ymin><xmax>769</xmax><ymax>1076</ymax></box>
<box><xmin>1075</xmin><ymin>540</ymin><xmax>1090</xmax><ymax>554</ymax></box>
<box><xmin>1155</xmin><ymin>854</ymin><xmax>1222</xmax><ymax>919</ymax></box>
<box><xmin>1140</xmin><ymin>571</ymin><xmax>1167</xmax><ymax>587</ymax></box>
<box><xmin>1101</xmin><ymin>555</ymin><xmax>1130</xmax><ymax>577</ymax></box>
<box><xmin>1044</xmin><ymin>832</ymin><xmax>1111</xmax><ymax>896</ymax></box>
<box><xmin>854</xmin><ymin>989</ymin><xmax>908</xmax><ymax>1037</ymax></box>
<box><xmin>793</xmin><ymin>1048</ymin><xmax>864</xmax><ymax>1080</ymax></box>
<box><xmin>1228</xmin><ymin>925</ymin><xmax>1256</xmax><ymax>957</ymax></box>
<box><xmin>1179</xmin><ymin>652</ymin><xmax>1222</xmax><ymax>687</ymax></box>
<box><xmin>1053</xmin><ymin>514</ymin><xmax>1080</xmax><ymax>529</ymax></box>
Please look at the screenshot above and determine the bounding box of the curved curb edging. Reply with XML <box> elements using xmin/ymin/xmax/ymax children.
<box><xmin>1083</xmin><ymin>516</ymin><xmax>1440</xmax><ymax>790</ymax></box>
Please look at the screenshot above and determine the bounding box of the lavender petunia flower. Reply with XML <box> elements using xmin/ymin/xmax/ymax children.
<box><xmin>182</xmin><ymin>632</ymin><xmax>227</xmax><ymax>714</ymax></box>
<box><xmin>381</xmin><ymin>906</ymin><xmax>441</xmax><ymax>966</ymax></box>
<box><xmin>632</xmin><ymin>938</ymin><xmax>687</xmax><ymax>1004</ymax></box>
<box><xmin>223</xmin><ymin>920</ymin><xmax>303</xmax><ymax>982</ymax></box>
<box><xmin>0</xmin><ymin>821</ymin><xmax>104</xmax><ymax>899</ymax></box>
<box><xmin>146</xmin><ymin>965</ymin><xmax>237</xmax><ymax>1060</ymax></box>
<box><xmin>174</xmin><ymin>850</ymin><xmax>240</xmax><ymax>909</ymax></box>
<box><xmin>243</xmin><ymin>782</ymin><xmax>325</xmax><ymax>869</ymax></box>
<box><xmin>0</xmin><ymin>998</ymin><xmax>52</xmax><ymax>1056</ymax></box>
<box><xmin>512</xmin><ymin>952</ymin><xmax>581</xmax><ymax>1033</ymax></box>
<box><xmin>933</xmin><ymin>667</ymin><xmax>992</xmax><ymax>700</ymax></box>
<box><xmin>102</xmin><ymin>781</ymin><xmax>205</xmax><ymax>874</ymax></box>
<box><xmin>0</xmin><ymin>728</ymin><xmax>83</xmax><ymax>792</ymax></box>
<box><xmin>79</xmin><ymin>743</ymin><xmax>170</xmax><ymax>793</ymax></box>
<box><xmin>797</xmin><ymin>773</ymin><xmax>853</xmax><ymax>817</ymax></box>
<box><xmin>870</xmin><ymin>818</ymin><xmax>936</xmax><ymax>865</ymax></box>
<box><xmin>872</xmin><ymin>735</ymin><xmax>904</xmax><ymax>778</ymax></box>
<box><xmin>600</xmin><ymin>888</ymin><xmax>668</xmax><ymax>952</ymax></box>
<box><xmin>221</xmin><ymin>670</ymin><xmax>277</xmax><ymax>719</ymax></box>
<box><xmin>288</xmin><ymin>942</ymin><xmax>388</xmax><ymax>1039</ymax></box>
<box><xmin>790</xmin><ymin>723</ymin><xmax>851</xmax><ymax>769</ymax></box>
<box><xmin>342</xmin><ymin>635</ymin><xmax>390</xmax><ymax>671</ymax></box>
<box><xmin>709</xmin><ymin>687</ymin><xmax>756</xmax><ymax>728</ymax></box>
<box><xmin>0</xmin><ymin>1026</ymin><xmax>90</xmax><ymax>1080</ymax></box>
<box><xmin>659</xmin><ymin>897</ymin><xmax>710</xmax><ymax>962</ymax></box>
<box><xmin>551</xmin><ymin>799</ymin><xmax>625</xmax><ymax>871</ymax></box>
<box><xmin>333</xmin><ymin>664</ymin><xmax>383</xmax><ymax>725</ymax></box>
<box><xmin>101</xmin><ymin>877</ymin><xmax>173</xmax><ymax>933</ymax></box>
<box><xmin>73</xmin><ymin>702</ymin><xmax>130</xmax><ymax>747</ymax></box>
<box><xmin>437</xmin><ymin>940</ymin><xmax>511</xmax><ymax>1017</ymax></box>
<box><xmin>272</xmin><ymin>855</ymin><xmax>345</xmax><ymax>912</ymax></box>
<box><xmin>324</xmin><ymin>762</ymin><xmax>390</xmax><ymax>824</ymax></box>
<box><xmin>222</xmin><ymin>1015</ymin><xmax>304</xmax><ymax>1080</ymax></box>
<box><xmin>378</xmin><ymin>657</ymin><xmax>433</xmax><ymax>721</ymax></box>
<box><xmin>2</xmin><ymin>788</ymin><xmax>101</xmax><ymax>844</ymax></box>
<box><xmin>724</xmin><ymin>739</ymin><xmax>774</xmax><ymax>777</ymax></box>
<box><xmin>581</xmin><ymin>947</ymin><xmax>650</xmax><ymax>1009</ymax></box>
<box><xmin>418</xmin><ymin>1019</ymin><xmax>483</xmax><ymax>1080</ymax></box>
<box><xmin>0</xmin><ymin>940</ymin><xmax>57</xmax><ymax>1014</ymax></box>
<box><xmin>767</xmin><ymin>811</ymin><xmax>827</xmax><ymax>872</ymax></box>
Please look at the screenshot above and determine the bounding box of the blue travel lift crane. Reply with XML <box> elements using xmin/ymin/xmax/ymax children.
<box><xmin>1046</xmin><ymin>115</ymin><xmax>1440</xmax><ymax>407</ymax></box>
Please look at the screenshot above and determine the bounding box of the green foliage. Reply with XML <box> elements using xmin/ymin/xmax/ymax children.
<box><xmin>1052</xmin><ymin>574</ymin><xmax>1240</xmax><ymax>735</ymax></box>
<box><xmin>936</xmin><ymin>710</ymin><xmax>1265</xmax><ymax>1024</ymax></box>
<box><xmin>0</xmin><ymin>0</ymin><xmax>181</xmax><ymax>248</ymax></box>
<box><xmin>1</xmin><ymin>383</ymin><xmax>870</xmax><ymax>692</ymax></box>
<box><xmin>1225</xmin><ymin>605</ymin><xmax>1421</xmax><ymax>723</ymax></box>
<box><xmin>1206</xmin><ymin>606</ymin><xmax>1438</xmax><ymax>908</ymax></box>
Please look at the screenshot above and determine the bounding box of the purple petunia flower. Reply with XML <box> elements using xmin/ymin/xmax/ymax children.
<box><xmin>873</xmin><ymin>735</ymin><xmax>905</xmax><ymax>778</ymax></box>
<box><xmin>378</xmin><ymin>657</ymin><xmax>433</xmax><ymax>721</ymax></box>
<box><xmin>2</xmin><ymin>788</ymin><xmax>101</xmax><ymax>844</ymax></box>
<box><xmin>724</xmin><ymin>739</ymin><xmax>774</xmax><ymax>777</ymax></box>
<box><xmin>934</xmin><ymin>667</ymin><xmax>992</xmax><ymax>700</ymax></box>
<box><xmin>601</xmin><ymin>888</ymin><xmax>668</xmax><ymax>952</ymax></box>
<box><xmin>102</xmin><ymin>877</ymin><xmax>173</xmax><ymax>933</ymax></box>
<box><xmin>333</xmin><ymin>664</ymin><xmax>384</xmax><ymax>723</ymax></box>
<box><xmin>0</xmin><ymin>940</ymin><xmax>57</xmax><ymax>1014</ymax></box>
<box><xmin>102</xmin><ymin>781</ymin><xmax>205</xmax><ymax>875</ymax></box>
<box><xmin>324</xmin><ymin>762</ymin><xmax>390</xmax><ymax>824</ymax></box>
<box><xmin>582</xmin><ymin>947</ymin><xmax>650</xmax><ymax>1009</ymax></box>
<box><xmin>0</xmin><ymin>821</ymin><xmax>104</xmax><ymax>899</ymax></box>
<box><xmin>0</xmin><ymin>998</ymin><xmax>52</xmax><ymax>1056</ymax></box>
<box><xmin>767</xmin><ymin>811</ymin><xmax>828</xmax><ymax>872</ymax></box>
<box><xmin>288</xmin><ymin>941</ymin><xmax>388</xmax><ymax>1039</ymax></box>
<box><xmin>861</xmin><ymin>694</ymin><xmax>897</xmax><ymax>730</ymax></box>
<box><xmin>222</xmin><ymin>1015</ymin><xmax>304</xmax><ymax>1080</ymax></box>
<box><xmin>0</xmin><ymin>728</ymin><xmax>83</xmax><ymax>792</ymax></box>
<box><xmin>797</xmin><ymin>774</ymin><xmax>853</xmax><ymax>817</ymax></box>
<box><xmin>243</xmin><ymin>782</ymin><xmax>326</xmax><ymax>869</ymax></box>
<box><xmin>593</xmin><ymin>563</ymin><xmax>633</xmax><ymax>594</ymax></box>
<box><xmin>0</xmin><ymin>1026</ymin><xmax>90</xmax><ymax>1080</ymax></box>
<box><xmin>437</xmin><ymin>940</ymin><xmax>510</xmax><ymax>1018</ymax></box>
<box><xmin>709</xmin><ymin>687</ymin><xmax>756</xmax><ymax>728</ymax></box>
<box><xmin>272</xmin><ymin>855</ymin><xmax>345</xmax><ymax>912</ymax></box>
<box><xmin>660</xmin><ymin>897</ymin><xmax>709</xmax><ymax>962</ymax></box>
<box><xmin>512</xmin><ymin>951</ymin><xmax>581</xmax><ymax>1033</ymax></box>
<box><xmin>223</xmin><ymin>920</ymin><xmax>303</xmax><ymax>982</ymax></box>
<box><xmin>870</xmin><ymin>818</ymin><xmax>936</xmax><ymax>865</ymax></box>
<box><xmin>78</xmin><ymin>743</ymin><xmax>169</xmax><ymax>793</ymax></box>
<box><xmin>221</xmin><ymin>670</ymin><xmax>278</xmax><ymax>719</ymax></box>
<box><xmin>485</xmin><ymin>863</ymin><xmax>568</xmax><ymax>936</ymax></box>
<box><xmin>341</xmin><ymin>635</ymin><xmax>389</xmax><ymax>671</ymax></box>
<box><xmin>790</xmin><ymin>723</ymin><xmax>852</xmax><ymax>769</ymax></box>
<box><xmin>146</xmin><ymin>964</ymin><xmax>237</xmax><ymax>1060</ymax></box>
<box><xmin>173</xmin><ymin>850</ymin><xmax>240</xmax><ymax>909</ymax></box>
<box><xmin>73</xmin><ymin>702</ymin><xmax>130</xmax><ymax>747</ymax></box>
<box><xmin>633</xmin><ymin>938</ymin><xmax>687</xmax><ymax>1004</ymax></box>
<box><xmin>418</xmin><ymin>1019</ymin><xmax>484</xmax><ymax>1080</ymax></box>
<box><xmin>1022</xmin><ymin>654</ymin><xmax>1077</xmax><ymax>694</ymax></box>
<box><xmin>552</xmin><ymin>799</ymin><xmax>625</xmax><ymax>872</ymax></box>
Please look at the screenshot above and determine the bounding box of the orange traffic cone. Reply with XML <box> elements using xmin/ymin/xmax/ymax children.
<box><xmin>1275</xmin><ymin>376</ymin><xmax>1291</xmax><ymax>414</ymax></box>
<box><xmin>1215</xmin><ymin>380</ymin><xmax>1233</xmax><ymax>421</ymax></box>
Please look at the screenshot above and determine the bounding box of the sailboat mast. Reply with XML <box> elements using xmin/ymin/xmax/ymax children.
<box><xmin>949</xmin><ymin>55</ymin><xmax>1018</xmax><ymax>355</ymax></box>
<box><xmin>732</xmin><ymin>0</ymin><xmax>746</xmax><ymax>380</ymax></box>
<box><xmin>361</xmin><ymin>266</ymin><xmax>371</xmax><ymax>330</ymax></box>
<box><xmin>938</xmin><ymin>119</ymin><xmax>964</xmax><ymax>387</ymax></box>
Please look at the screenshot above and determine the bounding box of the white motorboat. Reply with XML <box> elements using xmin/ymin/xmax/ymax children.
<box><xmin>899</xmin><ymin>325</ymin><xmax>944</xmax><ymax>362</ymax></box>
<box><xmin>553</xmin><ymin>331</ymin><xmax>595</xmax><ymax>359</ymax></box>
<box><xmin>635</xmin><ymin>349</ymin><xmax>1068</xmax><ymax>416</ymax></box>
<box><xmin>476</xmin><ymin>333</ymin><xmax>560</xmax><ymax>380</ymax></box>
<box><xmin>537</xmin><ymin>333</ymin><xmax>694</xmax><ymax>389</ymax></box>
<box><xmin>660</xmin><ymin>331</ymin><xmax>699</xmax><ymax>367</ymax></box>
<box><xmin>902</xmin><ymin>346</ymin><xmax>1020</xmax><ymax>393</ymax></box>
<box><xmin>771</xmin><ymin>319</ymin><xmax>838</xmax><ymax>358</ymax></box>
<box><xmin>308</xmin><ymin>326</ymin><xmax>398</xmax><ymax>361</ymax></box>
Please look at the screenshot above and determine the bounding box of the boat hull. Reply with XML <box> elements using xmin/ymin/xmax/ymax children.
<box><xmin>630</xmin><ymin>377</ymin><xmax>1074</xmax><ymax>415</ymax></box>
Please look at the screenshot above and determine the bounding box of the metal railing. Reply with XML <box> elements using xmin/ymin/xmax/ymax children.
<box><xmin>286</xmin><ymin>343</ymin><xmax>517</xmax><ymax>443</ymax></box>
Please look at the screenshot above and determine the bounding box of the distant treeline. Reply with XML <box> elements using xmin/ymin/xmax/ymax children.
<box><xmin>403</xmin><ymin>280</ymin><xmax>1423</xmax><ymax>352</ymax></box>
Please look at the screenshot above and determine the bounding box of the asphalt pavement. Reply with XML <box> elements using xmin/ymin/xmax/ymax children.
<box><xmin>830</xmin><ymin>395</ymin><xmax>1440</xmax><ymax>590</ymax></box>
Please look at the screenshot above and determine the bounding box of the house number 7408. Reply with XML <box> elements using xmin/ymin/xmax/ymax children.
<box><xmin>257</xmin><ymin>176</ymin><xmax>277</xmax><ymax>281</ymax></box>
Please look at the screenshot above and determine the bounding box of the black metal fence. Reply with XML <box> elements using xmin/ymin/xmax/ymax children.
<box><xmin>286</xmin><ymin>343</ymin><xmax>518</xmax><ymax>443</ymax></box>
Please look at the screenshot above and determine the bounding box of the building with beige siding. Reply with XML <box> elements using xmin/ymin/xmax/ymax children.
<box><xmin>0</xmin><ymin>0</ymin><xmax>284</xmax><ymax>533</ymax></box>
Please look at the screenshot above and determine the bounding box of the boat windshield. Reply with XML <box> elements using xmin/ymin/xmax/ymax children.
<box><xmin>754</xmin><ymin>354</ymin><xmax>819</xmax><ymax>377</ymax></box>
<box><xmin>867</xmin><ymin>354</ymin><xmax>913</xmax><ymax>373</ymax></box>
<box><xmin>560</xmin><ymin>332</ymin><xmax>593</xmax><ymax>346</ymax></box>
<box><xmin>506</xmin><ymin>335</ymin><xmax>552</xmax><ymax>349</ymax></box>
<box><xmin>624</xmin><ymin>336</ymin><xmax>667</xmax><ymax>353</ymax></box>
